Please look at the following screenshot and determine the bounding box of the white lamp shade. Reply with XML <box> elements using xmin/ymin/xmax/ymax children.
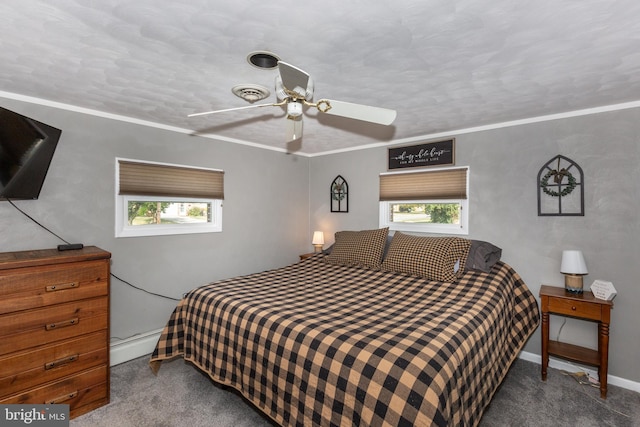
<box><xmin>312</xmin><ymin>231</ymin><xmax>324</xmax><ymax>246</ymax></box>
<box><xmin>560</xmin><ymin>250</ymin><xmax>588</xmax><ymax>274</ymax></box>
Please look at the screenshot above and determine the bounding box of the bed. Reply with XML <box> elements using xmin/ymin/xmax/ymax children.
<box><xmin>150</xmin><ymin>229</ymin><xmax>539</xmax><ymax>427</ymax></box>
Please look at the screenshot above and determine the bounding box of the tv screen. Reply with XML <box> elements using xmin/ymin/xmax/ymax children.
<box><xmin>0</xmin><ymin>107</ymin><xmax>61</xmax><ymax>200</ymax></box>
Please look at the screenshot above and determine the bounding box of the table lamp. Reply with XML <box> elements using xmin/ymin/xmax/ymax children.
<box><xmin>312</xmin><ymin>231</ymin><xmax>324</xmax><ymax>253</ymax></box>
<box><xmin>560</xmin><ymin>250</ymin><xmax>588</xmax><ymax>293</ymax></box>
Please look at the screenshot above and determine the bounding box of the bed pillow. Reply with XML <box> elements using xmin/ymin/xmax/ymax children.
<box><xmin>380</xmin><ymin>232</ymin><xmax>471</xmax><ymax>282</ymax></box>
<box><xmin>324</xmin><ymin>227</ymin><xmax>389</xmax><ymax>270</ymax></box>
<box><xmin>323</xmin><ymin>233</ymin><xmax>394</xmax><ymax>257</ymax></box>
<box><xmin>464</xmin><ymin>240</ymin><xmax>502</xmax><ymax>272</ymax></box>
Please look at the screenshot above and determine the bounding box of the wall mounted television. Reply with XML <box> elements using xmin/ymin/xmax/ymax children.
<box><xmin>0</xmin><ymin>107</ymin><xmax>61</xmax><ymax>200</ymax></box>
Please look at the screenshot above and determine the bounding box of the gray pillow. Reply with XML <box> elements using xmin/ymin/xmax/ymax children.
<box><xmin>464</xmin><ymin>240</ymin><xmax>502</xmax><ymax>272</ymax></box>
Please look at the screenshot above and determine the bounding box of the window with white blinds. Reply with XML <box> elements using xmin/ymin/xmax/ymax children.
<box><xmin>379</xmin><ymin>167</ymin><xmax>469</xmax><ymax>235</ymax></box>
<box><xmin>115</xmin><ymin>158</ymin><xmax>223</xmax><ymax>237</ymax></box>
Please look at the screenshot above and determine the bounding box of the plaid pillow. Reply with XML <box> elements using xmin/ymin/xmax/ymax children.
<box><xmin>325</xmin><ymin>227</ymin><xmax>389</xmax><ymax>270</ymax></box>
<box><xmin>381</xmin><ymin>232</ymin><xmax>471</xmax><ymax>281</ymax></box>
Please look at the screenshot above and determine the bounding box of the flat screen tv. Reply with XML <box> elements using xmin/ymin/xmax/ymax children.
<box><xmin>0</xmin><ymin>107</ymin><xmax>61</xmax><ymax>200</ymax></box>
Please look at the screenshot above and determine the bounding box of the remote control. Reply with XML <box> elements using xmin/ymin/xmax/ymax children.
<box><xmin>57</xmin><ymin>243</ymin><xmax>84</xmax><ymax>251</ymax></box>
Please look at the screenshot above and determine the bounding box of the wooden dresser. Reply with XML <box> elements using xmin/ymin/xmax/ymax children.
<box><xmin>0</xmin><ymin>246</ymin><xmax>111</xmax><ymax>418</ymax></box>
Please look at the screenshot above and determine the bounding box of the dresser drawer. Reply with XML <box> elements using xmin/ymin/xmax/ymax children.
<box><xmin>0</xmin><ymin>297</ymin><xmax>108</xmax><ymax>356</ymax></box>
<box><xmin>0</xmin><ymin>365</ymin><xmax>108</xmax><ymax>417</ymax></box>
<box><xmin>548</xmin><ymin>297</ymin><xmax>602</xmax><ymax>321</ymax></box>
<box><xmin>0</xmin><ymin>259</ymin><xmax>109</xmax><ymax>315</ymax></box>
<box><xmin>0</xmin><ymin>330</ymin><xmax>108</xmax><ymax>397</ymax></box>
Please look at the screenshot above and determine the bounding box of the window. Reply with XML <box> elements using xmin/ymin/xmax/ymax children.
<box><xmin>115</xmin><ymin>158</ymin><xmax>223</xmax><ymax>237</ymax></box>
<box><xmin>379</xmin><ymin>167</ymin><xmax>468</xmax><ymax>235</ymax></box>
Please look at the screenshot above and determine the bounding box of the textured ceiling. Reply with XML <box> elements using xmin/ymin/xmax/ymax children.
<box><xmin>1</xmin><ymin>1</ymin><xmax>640</xmax><ymax>154</ymax></box>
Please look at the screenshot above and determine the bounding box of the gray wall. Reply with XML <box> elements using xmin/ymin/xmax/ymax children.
<box><xmin>309</xmin><ymin>107</ymin><xmax>640</xmax><ymax>384</ymax></box>
<box><xmin>0</xmin><ymin>97</ymin><xmax>310</xmax><ymax>341</ymax></box>
<box><xmin>2</xmin><ymin>95</ymin><xmax>638</xmax><ymax>385</ymax></box>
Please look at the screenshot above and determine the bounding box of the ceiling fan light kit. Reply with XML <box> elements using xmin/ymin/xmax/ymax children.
<box><xmin>286</xmin><ymin>101</ymin><xmax>303</xmax><ymax>118</ymax></box>
<box><xmin>190</xmin><ymin>61</ymin><xmax>397</xmax><ymax>142</ymax></box>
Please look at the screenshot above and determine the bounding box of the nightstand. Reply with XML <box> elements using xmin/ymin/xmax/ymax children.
<box><xmin>539</xmin><ymin>284</ymin><xmax>614</xmax><ymax>398</ymax></box>
<box><xmin>299</xmin><ymin>253</ymin><xmax>316</xmax><ymax>260</ymax></box>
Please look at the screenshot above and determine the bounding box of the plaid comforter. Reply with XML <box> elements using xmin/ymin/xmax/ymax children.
<box><xmin>150</xmin><ymin>255</ymin><xmax>539</xmax><ymax>427</ymax></box>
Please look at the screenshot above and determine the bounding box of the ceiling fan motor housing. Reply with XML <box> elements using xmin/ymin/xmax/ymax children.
<box><xmin>276</xmin><ymin>76</ymin><xmax>314</xmax><ymax>101</ymax></box>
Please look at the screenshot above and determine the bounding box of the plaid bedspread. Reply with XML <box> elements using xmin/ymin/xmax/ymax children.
<box><xmin>150</xmin><ymin>255</ymin><xmax>539</xmax><ymax>427</ymax></box>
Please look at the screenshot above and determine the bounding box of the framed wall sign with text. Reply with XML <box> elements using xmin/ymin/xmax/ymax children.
<box><xmin>388</xmin><ymin>138</ymin><xmax>455</xmax><ymax>170</ymax></box>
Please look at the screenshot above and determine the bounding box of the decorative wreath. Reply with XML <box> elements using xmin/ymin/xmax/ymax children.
<box><xmin>540</xmin><ymin>169</ymin><xmax>577</xmax><ymax>197</ymax></box>
<box><xmin>331</xmin><ymin>182</ymin><xmax>346</xmax><ymax>201</ymax></box>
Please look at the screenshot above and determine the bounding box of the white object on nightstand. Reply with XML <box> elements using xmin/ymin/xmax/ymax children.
<box><xmin>590</xmin><ymin>280</ymin><xmax>617</xmax><ymax>301</ymax></box>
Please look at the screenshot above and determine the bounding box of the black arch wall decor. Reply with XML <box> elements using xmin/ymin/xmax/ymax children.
<box><xmin>330</xmin><ymin>175</ymin><xmax>348</xmax><ymax>213</ymax></box>
<box><xmin>537</xmin><ymin>155</ymin><xmax>584</xmax><ymax>216</ymax></box>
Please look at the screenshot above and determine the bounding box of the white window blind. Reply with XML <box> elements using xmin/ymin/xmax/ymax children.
<box><xmin>118</xmin><ymin>159</ymin><xmax>224</xmax><ymax>199</ymax></box>
<box><xmin>379</xmin><ymin>167</ymin><xmax>467</xmax><ymax>201</ymax></box>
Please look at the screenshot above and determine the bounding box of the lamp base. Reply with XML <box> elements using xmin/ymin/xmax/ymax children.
<box><xmin>313</xmin><ymin>244</ymin><xmax>323</xmax><ymax>253</ymax></box>
<box><xmin>564</xmin><ymin>274</ymin><xmax>584</xmax><ymax>293</ymax></box>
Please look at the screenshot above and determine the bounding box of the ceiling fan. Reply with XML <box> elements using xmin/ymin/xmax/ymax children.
<box><xmin>189</xmin><ymin>61</ymin><xmax>397</xmax><ymax>141</ymax></box>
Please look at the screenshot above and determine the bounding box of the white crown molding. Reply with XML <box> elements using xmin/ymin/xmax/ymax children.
<box><xmin>311</xmin><ymin>100</ymin><xmax>640</xmax><ymax>157</ymax></box>
<box><xmin>2</xmin><ymin>90</ymin><xmax>638</xmax><ymax>158</ymax></box>
<box><xmin>0</xmin><ymin>90</ymin><xmax>304</xmax><ymax>156</ymax></box>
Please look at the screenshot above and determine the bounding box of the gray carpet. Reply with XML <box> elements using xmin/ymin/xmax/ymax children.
<box><xmin>71</xmin><ymin>356</ymin><xmax>639</xmax><ymax>427</ymax></box>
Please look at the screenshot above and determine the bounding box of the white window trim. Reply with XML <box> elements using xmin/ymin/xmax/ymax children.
<box><xmin>379</xmin><ymin>165</ymin><xmax>470</xmax><ymax>235</ymax></box>
<box><xmin>379</xmin><ymin>199</ymin><xmax>469</xmax><ymax>235</ymax></box>
<box><xmin>115</xmin><ymin>158</ymin><xmax>223</xmax><ymax>238</ymax></box>
<box><xmin>116</xmin><ymin>196</ymin><xmax>222</xmax><ymax>238</ymax></box>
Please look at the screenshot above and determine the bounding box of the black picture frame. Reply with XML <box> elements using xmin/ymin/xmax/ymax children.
<box><xmin>537</xmin><ymin>155</ymin><xmax>584</xmax><ymax>216</ymax></box>
<box><xmin>388</xmin><ymin>138</ymin><xmax>455</xmax><ymax>170</ymax></box>
<box><xmin>330</xmin><ymin>175</ymin><xmax>348</xmax><ymax>213</ymax></box>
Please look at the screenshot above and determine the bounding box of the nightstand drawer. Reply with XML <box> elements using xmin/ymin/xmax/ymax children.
<box><xmin>0</xmin><ymin>297</ymin><xmax>108</xmax><ymax>355</ymax></box>
<box><xmin>0</xmin><ymin>260</ymin><xmax>109</xmax><ymax>315</ymax></box>
<box><xmin>0</xmin><ymin>330</ymin><xmax>108</xmax><ymax>397</ymax></box>
<box><xmin>548</xmin><ymin>298</ymin><xmax>602</xmax><ymax>321</ymax></box>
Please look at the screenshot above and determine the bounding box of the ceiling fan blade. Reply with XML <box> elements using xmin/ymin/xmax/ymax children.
<box><xmin>188</xmin><ymin>102</ymin><xmax>276</xmax><ymax>118</ymax></box>
<box><xmin>285</xmin><ymin>116</ymin><xmax>303</xmax><ymax>141</ymax></box>
<box><xmin>278</xmin><ymin>61</ymin><xmax>310</xmax><ymax>99</ymax></box>
<box><xmin>316</xmin><ymin>99</ymin><xmax>397</xmax><ymax>125</ymax></box>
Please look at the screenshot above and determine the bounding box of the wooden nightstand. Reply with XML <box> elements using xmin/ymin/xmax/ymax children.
<box><xmin>299</xmin><ymin>253</ymin><xmax>316</xmax><ymax>260</ymax></box>
<box><xmin>539</xmin><ymin>284</ymin><xmax>614</xmax><ymax>398</ymax></box>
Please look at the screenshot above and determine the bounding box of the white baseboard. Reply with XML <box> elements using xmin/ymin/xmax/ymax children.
<box><xmin>109</xmin><ymin>332</ymin><xmax>640</xmax><ymax>394</ymax></box>
<box><xmin>110</xmin><ymin>328</ymin><xmax>163</xmax><ymax>366</ymax></box>
<box><xmin>519</xmin><ymin>350</ymin><xmax>640</xmax><ymax>393</ymax></box>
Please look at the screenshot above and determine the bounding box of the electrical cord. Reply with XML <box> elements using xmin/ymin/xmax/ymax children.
<box><xmin>110</xmin><ymin>272</ymin><xmax>180</xmax><ymax>301</ymax></box>
<box><xmin>7</xmin><ymin>199</ymin><xmax>71</xmax><ymax>244</ymax></box>
<box><xmin>6</xmin><ymin>198</ymin><xmax>180</xmax><ymax>302</ymax></box>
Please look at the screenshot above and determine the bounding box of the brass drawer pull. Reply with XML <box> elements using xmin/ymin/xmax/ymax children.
<box><xmin>571</xmin><ymin>306</ymin><xmax>577</xmax><ymax>311</ymax></box>
<box><xmin>44</xmin><ymin>353</ymin><xmax>79</xmax><ymax>370</ymax></box>
<box><xmin>45</xmin><ymin>390</ymin><xmax>78</xmax><ymax>404</ymax></box>
<box><xmin>45</xmin><ymin>317</ymin><xmax>79</xmax><ymax>331</ymax></box>
<box><xmin>46</xmin><ymin>282</ymin><xmax>78</xmax><ymax>292</ymax></box>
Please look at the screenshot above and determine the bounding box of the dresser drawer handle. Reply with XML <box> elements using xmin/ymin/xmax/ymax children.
<box><xmin>571</xmin><ymin>306</ymin><xmax>577</xmax><ymax>311</ymax></box>
<box><xmin>45</xmin><ymin>317</ymin><xmax>79</xmax><ymax>331</ymax></box>
<box><xmin>44</xmin><ymin>354</ymin><xmax>79</xmax><ymax>370</ymax></box>
<box><xmin>46</xmin><ymin>282</ymin><xmax>78</xmax><ymax>292</ymax></box>
<box><xmin>45</xmin><ymin>390</ymin><xmax>78</xmax><ymax>405</ymax></box>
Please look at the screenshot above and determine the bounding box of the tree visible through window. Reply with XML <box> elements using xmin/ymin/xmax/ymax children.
<box><xmin>127</xmin><ymin>201</ymin><xmax>210</xmax><ymax>225</ymax></box>
<box><xmin>379</xmin><ymin>167</ymin><xmax>468</xmax><ymax>234</ymax></box>
<box><xmin>116</xmin><ymin>158</ymin><xmax>223</xmax><ymax>237</ymax></box>
<box><xmin>389</xmin><ymin>203</ymin><xmax>460</xmax><ymax>225</ymax></box>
